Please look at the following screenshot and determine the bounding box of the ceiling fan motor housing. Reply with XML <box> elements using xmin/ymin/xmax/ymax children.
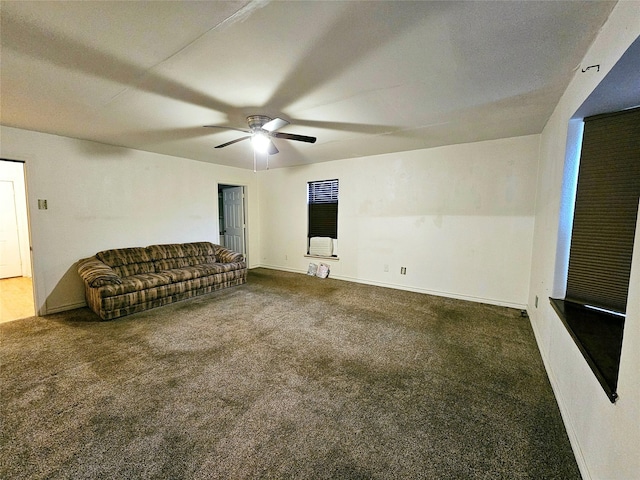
<box><xmin>247</xmin><ymin>115</ymin><xmax>272</xmax><ymax>132</ymax></box>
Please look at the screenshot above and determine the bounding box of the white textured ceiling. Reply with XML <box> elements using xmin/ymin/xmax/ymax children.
<box><xmin>0</xmin><ymin>0</ymin><xmax>616</xmax><ymax>169</ymax></box>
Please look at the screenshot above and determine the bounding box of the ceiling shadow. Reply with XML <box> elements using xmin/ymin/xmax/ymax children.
<box><xmin>290</xmin><ymin>118</ymin><xmax>401</xmax><ymax>136</ymax></box>
<box><xmin>265</xmin><ymin>2</ymin><xmax>446</xmax><ymax>113</ymax></box>
<box><xmin>1</xmin><ymin>12</ymin><xmax>236</xmax><ymax>115</ymax></box>
<box><xmin>115</xmin><ymin>127</ymin><xmax>216</xmax><ymax>147</ymax></box>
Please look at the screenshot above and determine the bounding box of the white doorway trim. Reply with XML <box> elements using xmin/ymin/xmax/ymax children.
<box><xmin>0</xmin><ymin>158</ymin><xmax>35</xmax><ymax>318</ymax></box>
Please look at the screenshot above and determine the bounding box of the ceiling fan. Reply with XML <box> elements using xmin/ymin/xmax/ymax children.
<box><xmin>204</xmin><ymin>115</ymin><xmax>317</xmax><ymax>155</ymax></box>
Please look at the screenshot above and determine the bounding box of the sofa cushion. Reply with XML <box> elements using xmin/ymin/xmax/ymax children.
<box><xmin>147</xmin><ymin>243</ymin><xmax>185</xmax><ymax>260</ymax></box>
<box><xmin>96</xmin><ymin>247</ymin><xmax>156</xmax><ymax>277</ymax></box>
<box><xmin>97</xmin><ymin>272</ymin><xmax>172</xmax><ymax>297</ymax></box>
<box><xmin>181</xmin><ymin>241</ymin><xmax>216</xmax><ymax>257</ymax></box>
<box><xmin>148</xmin><ymin>244</ymin><xmax>190</xmax><ymax>270</ymax></box>
<box><xmin>160</xmin><ymin>264</ymin><xmax>228</xmax><ymax>282</ymax></box>
<box><xmin>148</xmin><ymin>242</ymin><xmax>218</xmax><ymax>270</ymax></box>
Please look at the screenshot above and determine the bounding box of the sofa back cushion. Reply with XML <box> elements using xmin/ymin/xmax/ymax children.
<box><xmin>182</xmin><ymin>242</ymin><xmax>218</xmax><ymax>265</ymax></box>
<box><xmin>96</xmin><ymin>247</ymin><xmax>156</xmax><ymax>278</ymax></box>
<box><xmin>147</xmin><ymin>242</ymin><xmax>218</xmax><ymax>270</ymax></box>
<box><xmin>147</xmin><ymin>244</ymin><xmax>189</xmax><ymax>270</ymax></box>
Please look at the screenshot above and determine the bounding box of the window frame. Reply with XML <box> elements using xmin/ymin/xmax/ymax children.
<box><xmin>551</xmin><ymin>106</ymin><xmax>640</xmax><ymax>403</ymax></box>
<box><xmin>307</xmin><ymin>179</ymin><xmax>339</xmax><ymax>256</ymax></box>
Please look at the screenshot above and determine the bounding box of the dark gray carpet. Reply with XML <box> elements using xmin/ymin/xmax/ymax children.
<box><xmin>1</xmin><ymin>268</ymin><xmax>580</xmax><ymax>479</ymax></box>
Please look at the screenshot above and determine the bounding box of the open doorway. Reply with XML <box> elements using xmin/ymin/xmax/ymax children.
<box><xmin>0</xmin><ymin>159</ymin><xmax>35</xmax><ymax>322</ymax></box>
<box><xmin>218</xmin><ymin>184</ymin><xmax>247</xmax><ymax>258</ymax></box>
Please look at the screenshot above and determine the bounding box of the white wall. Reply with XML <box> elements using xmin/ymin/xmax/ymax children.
<box><xmin>258</xmin><ymin>134</ymin><xmax>539</xmax><ymax>308</ymax></box>
<box><xmin>0</xmin><ymin>160</ymin><xmax>32</xmax><ymax>277</ymax></box>
<box><xmin>528</xmin><ymin>3</ymin><xmax>640</xmax><ymax>479</ymax></box>
<box><xmin>0</xmin><ymin>126</ymin><xmax>259</xmax><ymax>315</ymax></box>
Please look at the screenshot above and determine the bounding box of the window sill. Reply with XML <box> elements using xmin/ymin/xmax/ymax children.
<box><xmin>304</xmin><ymin>254</ymin><xmax>339</xmax><ymax>261</ymax></box>
<box><xmin>549</xmin><ymin>298</ymin><xmax>625</xmax><ymax>403</ymax></box>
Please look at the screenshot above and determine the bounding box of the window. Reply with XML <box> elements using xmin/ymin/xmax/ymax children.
<box><xmin>565</xmin><ymin>107</ymin><xmax>640</xmax><ymax>312</ymax></box>
<box><xmin>307</xmin><ymin>179</ymin><xmax>338</xmax><ymax>254</ymax></box>
<box><xmin>552</xmin><ymin>106</ymin><xmax>640</xmax><ymax>402</ymax></box>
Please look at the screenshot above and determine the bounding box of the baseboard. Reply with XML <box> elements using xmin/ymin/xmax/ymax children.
<box><xmin>528</xmin><ymin>310</ymin><xmax>591</xmax><ymax>480</ymax></box>
<box><xmin>255</xmin><ymin>265</ymin><xmax>527</xmax><ymax>310</ymax></box>
<box><xmin>251</xmin><ymin>265</ymin><xmax>304</xmax><ymax>275</ymax></box>
<box><xmin>43</xmin><ymin>300</ymin><xmax>86</xmax><ymax>316</ymax></box>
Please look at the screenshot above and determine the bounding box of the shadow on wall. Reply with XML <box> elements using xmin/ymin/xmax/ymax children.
<box><xmin>44</xmin><ymin>262</ymin><xmax>86</xmax><ymax>315</ymax></box>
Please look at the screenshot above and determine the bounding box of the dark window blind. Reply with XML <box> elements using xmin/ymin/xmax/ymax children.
<box><xmin>566</xmin><ymin>107</ymin><xmax>640</xmax><ymax>313</ymax></box>
<box><xmin>308</xmin><ymin>179</ymin><xmax>338</xmax><ymax>238</ymax></box>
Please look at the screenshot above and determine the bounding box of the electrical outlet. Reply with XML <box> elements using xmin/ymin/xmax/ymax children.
<box><xmin>38</xmin><ymin>199</ymin><xmax>48</xmax><ymax>210</ymax></box>
<box><xmin>401</xmin><ymin>267</ymin><xmax>407</xmax><ymax>275</ymax></box>
<box><xmin>384</xmin><ymin>264</ymin><xmax>389</xmax><ymax>272</ymax></box>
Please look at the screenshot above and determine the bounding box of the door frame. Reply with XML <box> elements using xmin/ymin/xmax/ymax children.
<box><xmin>0</xmin><ymin>158</ymin><xmax>36</xmax><ymax>317</ymax></box>
<box><xmin>218</xmin><ymin>183</ymin><xmax>248</xmax><ymax>261</ymax></box>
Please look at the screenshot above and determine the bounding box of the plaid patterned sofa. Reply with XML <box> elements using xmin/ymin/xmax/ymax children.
<box><xmin>77</xmin><ymin>242</ymin><xmax>246</xmax><ymax>320</ymax></box>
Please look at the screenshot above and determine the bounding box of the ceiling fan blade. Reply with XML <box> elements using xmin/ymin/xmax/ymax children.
<box><xmin>262</xmin><ymin>117</ymin><xmax>289</xmax><ymax>132</ymax></box>
<box><xmin>204</xmin><ymin>125</ymin><xmax>251</xmax><ymax>134</ymax></box>
<box><xmin>271</xmin><ymin>131</ymin><xmax>317</xmax><ymax>143</ymax></box>
<box><xmin>268</xmin><ymin>140</ymin><xmax>279</xmax><ymax>155</ymax></box>
<box><xmin>215</xmin><ymin>136</ymin><xmax>250</xmax><ymax>148</ymax></box>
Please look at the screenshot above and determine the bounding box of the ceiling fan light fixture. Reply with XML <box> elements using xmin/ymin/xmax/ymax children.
<box><xmin>209</xmin><ymin>115</ymin><xmax>316</xmax><ymax>158</ymax></box>
<box><xmin>251</xmin><ymin>131</ymin><xmax>271</xmax><ymax>153</ymax></box>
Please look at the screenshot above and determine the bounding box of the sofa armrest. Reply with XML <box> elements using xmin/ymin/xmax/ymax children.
<box><xmin>216</xmin><ymin>247</ymin><xmax>245</xmax><ymax>263</ymax></box>
<box><xmin>77</xmin><ymin>257</ymin><xmax>123</xmax><ymax>287</ymax></box>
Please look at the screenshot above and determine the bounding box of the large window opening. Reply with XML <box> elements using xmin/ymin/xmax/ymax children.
<box><xmin>552</xmin><ymin>35</ymin><xmax>640</xmax><ymax>403</ymax></box>
<box><xmin>566</xmin><ymin>108</ymin><xmax>640</xmax><ymax>312</ymax></box>
<box><xmin>552</xmin><ymin>106</ymin><xmax>640</xmax><ymax>402</ymax></box>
